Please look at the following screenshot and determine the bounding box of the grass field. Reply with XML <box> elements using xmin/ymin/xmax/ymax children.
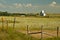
<box><xmin>0</xmin><ymin>16</ymin><xmax>60</xmax><ymax>40</ymax></box>
<box><xmin>0</xmin><ymin>16</ymin><xmax>60</xmax><ymax>30</ymax></box>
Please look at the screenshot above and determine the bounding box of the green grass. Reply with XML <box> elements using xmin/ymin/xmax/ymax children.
<box><xmin>0</xmin><ymin>29</ymin><xmax>60</xmax><ymax>40</ymax></box>
<box><xmin>0</xmin><ymin>29</ymin><xmax>40</xmax><ymax>40</ymax></box>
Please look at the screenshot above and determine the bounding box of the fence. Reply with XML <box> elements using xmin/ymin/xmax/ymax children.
<box><xmin>26</xmin><ymin>25</ymin><xmax>60</xmax><ymax>40</ymax></box>
<box><xmin>0</xmin><ymin>17</ymin><xmax>16</xmax><ymax>31</ymax></box>
<box><xmin>0</xmin><ymin>17</ymin><xmax>60</xmax><ymax>40</ymax></box>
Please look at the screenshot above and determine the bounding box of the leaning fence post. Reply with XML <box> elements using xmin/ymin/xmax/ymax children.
<box><xmin>41</xmin><ymin>25</ymin><xmax>43</xmax><ymax>40</ymax></box>
<box><xmin>57</xmin><ymin>27</ymin><xmax>59</xmax><ymax>39</ymax></box>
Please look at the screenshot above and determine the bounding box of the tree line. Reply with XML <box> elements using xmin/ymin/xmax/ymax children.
<box><xmin>0</xmin><ymin>11</ymin><xmax>39</xmax><ymax>16</ymax></box>
<box><xmin>0</xmin><ymin>11</ymin><xmax>60</xmax><ymax>18</ymax></box>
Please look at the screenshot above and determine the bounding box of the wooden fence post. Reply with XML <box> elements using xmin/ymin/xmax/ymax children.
<box><xmin>1</xmin><ymin>17</ymin><xmax>4</xmax><ymax>31</ymax></box>
<box><xmin>27</xmin><ymin>25</ymin><xmax>30</xmax><ymax>40</ymax></box>
<box><xmin>41</xmin><ymin>25</ymin><xmax>43</xmax><ymax>40</ymax></box>
<box><xmin>13</xmin><ymin>17</ymin><xmax>16</xmax><ymax>31</ymax></box>
<box><xmin>57</xmin><ymin>27</ymin><xmax>59</xmax><ymax>40</ymax></box>
<box><xmin>6</xmin><ymin>20</ymin><xmax>8</xmax><ymax>32</ymax></box>
<box><xmin>27</xmin><ymin>25</ymin><xmax>29</xmax><ymax>35</ymax></box>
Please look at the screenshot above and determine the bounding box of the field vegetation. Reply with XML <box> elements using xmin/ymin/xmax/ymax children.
<box><xmin>0</xmin><ymin>11</ymin><xmax>60</xmax><ymax>40</ymax></box>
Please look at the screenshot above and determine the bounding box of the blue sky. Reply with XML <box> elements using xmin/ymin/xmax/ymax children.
<box><xmin>0</xmin><ymin>0</ymin><xmax>60</xmax><ymax>13</ymax></box>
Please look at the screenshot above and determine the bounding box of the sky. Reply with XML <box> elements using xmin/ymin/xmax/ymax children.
<box><xmin>0</xmin><ymin>0</ymin><xmax>60</xmax><ymax>13</ymax></box>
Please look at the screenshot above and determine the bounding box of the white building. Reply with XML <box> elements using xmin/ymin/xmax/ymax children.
<box><xmin>40</xmin><ymin>10</ymin><xmax>46</xmax><ymax>16</ymax></box>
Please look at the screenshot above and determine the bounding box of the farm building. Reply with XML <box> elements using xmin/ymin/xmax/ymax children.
<box><xmin>40</xmin><ymin>10</ymin><xmax>46</xmax><ymax>16</ymax></box>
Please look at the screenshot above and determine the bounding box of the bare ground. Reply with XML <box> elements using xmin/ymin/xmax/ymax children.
<box><xmin>17</xmin><ymin>30</ymin><xmax>60</xmax><ymax>39</ymax></box>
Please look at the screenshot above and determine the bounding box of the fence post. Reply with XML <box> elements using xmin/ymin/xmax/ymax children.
<box><xmin>57</xmin><ymin>27</ymin><xmax>59</xmax><ymax>40</ymax></box>
<box><xmin>27</xmin><ymin>25</ymin><xmax>29</xmax><ymax>35</ymax></box>
<box><xmin>41</xmin><ymin>25</ymin><xmax>43</xmax><ymax>40</ymax></box>
<box><xmin>27</xmin><ymin>25</ymin><xmax>30</xmax><ymax>40</ymax></box>
<box><xmin>1</xmin><ymin>17</ymin><xmax>4</xmax><ymax>31</ymax></box>
<box><xmin>6</xmin><ymin>20</ymin><xmax>8</xmax><ymax>32</ymax></box>
<box><xmin>13</xmin><ymin>17</ymin><xmax>16</xmax><ymax>31</ymax></box>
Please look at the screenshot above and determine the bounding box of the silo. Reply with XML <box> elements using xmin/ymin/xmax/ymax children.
<box><xmin>40</xmin><ymin>10</ymin><xmax>46</xmax><ymax>16</ymax></box>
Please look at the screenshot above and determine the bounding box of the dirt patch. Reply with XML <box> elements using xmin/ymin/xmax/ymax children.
<box><xmin>17</xmin><ymin>30</ymin><xmax>60</xmax><ymax>39</ymax></box>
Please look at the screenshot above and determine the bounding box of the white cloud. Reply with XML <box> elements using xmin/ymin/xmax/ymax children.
<box><xmin>13</xmin><ymin>3</ymin><xmax>36</xmax><ymax>8</ymax></box>
<box><xmin>0</xmin><ymin>3</ymin><xmax>41</xmax><ymax>9</ymax></box>
<box><xmin>25</xmin><ymin>4</ymin><xmax>32</xmax><ymax>7</ymax></box>
<box><xmin>3</xmin><ymin>3</ymin><xmax>32</xmax><ymax>8</ymax></box>
<box><xmin>24</xmin><ymin>3</ymin><xmax>41</xmax><ymax>8</ymax></box>
<box><xmin>50</xmin><ymin>1</ymin><xmax>56</xmax><ymax>7</ymax></box>
<box><xmin>49</xmin><ymin>1</ymin><xmax>60</xmax><ymax>8</ymax></box>
<box><xmin>13</xmin><ymin>3</ymin><xmax>22</xmax><ymax>8</ymax></box>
